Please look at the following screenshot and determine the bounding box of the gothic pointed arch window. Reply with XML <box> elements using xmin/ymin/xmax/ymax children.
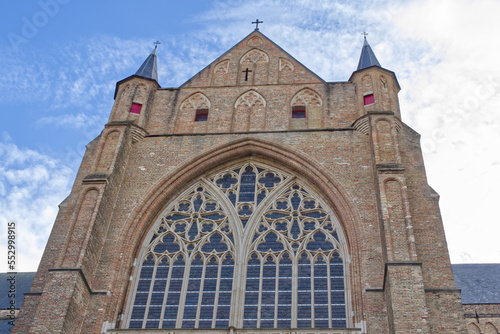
<box><xmin>124</xmin><ymin>161</ymin><xmax>350</xmax><ymax>330</ymax></box>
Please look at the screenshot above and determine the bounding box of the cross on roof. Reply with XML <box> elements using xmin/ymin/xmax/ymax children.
<box><xmin>361</xmin><ymin>32</ymin><xmax>368</xmax><ymax>39</ymax></box>
<box><xmin>154</xmin><ymin>41</ymin><xmax>161</xmax><ymax>48</ymax></box>
<box><xmin>252</xmin><ymin>19</ymin><xmax>263</xmax><ymax>30</ymax></box>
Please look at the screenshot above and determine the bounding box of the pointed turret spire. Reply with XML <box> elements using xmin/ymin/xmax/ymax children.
<box><xmin>357</xmin><ymin>34</ymin><xmax>381</xmax><ymax>71</ymax></box>
<box><xmin>135</xmin><ymin>43</ymin><xmax>159</xmax><ymax>82</ymax></box>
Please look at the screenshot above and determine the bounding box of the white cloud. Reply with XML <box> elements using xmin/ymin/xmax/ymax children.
<box><xmin>0</xmin><ymin>134</ymin><xmax>73</xmax><ymax>272</ymax></box>
<box><xmin>37</xmin><ymin>112</ymin><xmax>104</xmax><ymax>129</ymax></box>
<box><xmin>392</xmin><ymin>0</ymin><xmax>500</xmax><ymax>263</ymax></box>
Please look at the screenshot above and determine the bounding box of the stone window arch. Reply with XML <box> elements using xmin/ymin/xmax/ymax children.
<box><xmin>124</xmin><ymin>161</ymin><xmax>350</xmax><ymax>330</ymax></box>
<box><xmin>180</xmin><ymin>92</ymin><xmax>211</xmax><ymax>112</ymax></box>
<box><xmin>291</xmin><ymin>88</ymin><xmax>322</xmax><ymax>109</ymax></box>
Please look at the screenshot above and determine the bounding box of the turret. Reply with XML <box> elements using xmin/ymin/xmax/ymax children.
<box><xmin>349</xmin><ymin>36</ymin><xmax>401</xmax><ymax>119</ymax></box>
<box><xmin>109</xmin><ymin>45</ymin><xmax>161</xmax><ymax>128</ymax></box>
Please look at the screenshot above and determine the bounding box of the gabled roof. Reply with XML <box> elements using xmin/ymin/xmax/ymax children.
<box><xmin>357</xmin><ymin>37</ymin><xmax>381</xmax><ymax>71</ymax></box>
<box><xmin>135</xmin><ymin>46</ymin><xmax>159</xmax><ymax>82</ymax></box>
<box><xmin>180</xmin><ymin>30</ymin><xmax>325</xmax><ymax>88</ymax></box>
<box><xmin>452</xmin><ymin>263</ymin><xmax>500</xmax><ymax>304</ymax></box>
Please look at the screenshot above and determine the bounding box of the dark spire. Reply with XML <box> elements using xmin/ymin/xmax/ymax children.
<box><xmin>135</xmin><ymin>44</ymin><xmax>159</xmax><ymax>82</ymax></box>
<box><xmin>357</xmin><ymin>35</ymin><xmax>381</xmax><ymax>71</ymax></box>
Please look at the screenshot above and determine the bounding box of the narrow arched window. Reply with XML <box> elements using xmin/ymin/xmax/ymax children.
<box><xmin>125</xmin><ymin>162</ymin><xmax>349</xmax><ymax>330</ymax></box>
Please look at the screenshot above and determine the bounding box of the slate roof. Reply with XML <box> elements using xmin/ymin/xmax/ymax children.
<box><xmin>452</xmin><ymin>263</ymin><xmax>500</xmax><ymax>304</ymax></box>
<box><xmin>0</xmin><ymin>319</ymin><xmax>13</xmax><ymax>334</ymax></box>
<box><xmin>0</xmin><ymin>272</ymin><xmax>35</xmax><ymax>309</ymax></box>
<box><xmin>357</xmin><ymin>37</ymin><xmax>381</xmax><ymax>70</ymax></box>
<box><xmin>135</xmin><ymin>46</ymin><xmax>159</xmax><ymax>82</ymax></box>
<box><xmin>0</xmin><ymin>272</ymin><xmax>35</xmax><ymax>334</ymax></box>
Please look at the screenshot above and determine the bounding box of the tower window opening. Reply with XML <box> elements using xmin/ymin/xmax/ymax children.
<box><xmin>363</xmin><ymin>94</ymin><xmax>374</xmax><ymax>105</ymax></box>
<box><xmin>195</xmin><ymin>109</ymin><xmax>209</xmax><ymax>122</ymax></box>
<box><xmin>292</xmin><ymin>106</ymin><xmax>306</xmax><ymax>119</ymax></box>
<box><xmin>130</xmin><ymin>103</ymin><xmax>142</xmax><ymax>114</ymax></box>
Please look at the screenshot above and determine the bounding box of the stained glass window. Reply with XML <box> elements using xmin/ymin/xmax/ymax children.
<box><xmin>126</xmin><ymin>162</ymin><xmax>349</xmax><ymax>330</ymax></box>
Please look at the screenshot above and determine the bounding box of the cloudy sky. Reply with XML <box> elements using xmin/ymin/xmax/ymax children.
<box><xmin>0</xmin><ymin>0</ymin><xmax>498</xmax><ymax>272</ymax></box>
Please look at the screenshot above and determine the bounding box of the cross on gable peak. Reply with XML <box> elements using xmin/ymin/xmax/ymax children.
<box><xmin>252</xmin><ymin>19</ymin><xmax>263</xmax><ymax>30</ymax></box>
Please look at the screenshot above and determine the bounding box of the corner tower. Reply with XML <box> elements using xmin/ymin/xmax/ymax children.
<box><xmin>349</xmin><ymin>36</ymin><xmax>401</xmax><ymax>118</ymax></box>
<box><xmin>15</xmin><ymin>30</ymin><xmax>467</xmax><ymax>334</ymax></box>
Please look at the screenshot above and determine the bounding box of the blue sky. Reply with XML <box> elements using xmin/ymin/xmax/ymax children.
<box><xmin>1</xmin><ymin>0</ymin><xmax>499</xmax><ymax>271</ymax></box>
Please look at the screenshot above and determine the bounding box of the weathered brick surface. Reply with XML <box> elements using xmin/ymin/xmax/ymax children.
<box><xmin>14</xmin><ymin>30</ymin><xmax>470</xmax><ymax>333</ymax></box>
<box><xmin>463</xmin><ymin>304</ymin><xmax>500</xmax><ymax>334</ymax></box>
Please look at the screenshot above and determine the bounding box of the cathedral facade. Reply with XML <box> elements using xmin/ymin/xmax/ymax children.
<box><xmin>15</xmin><ymin>29</ymin><xmax>468</xmax><ymax>333</ymax></box>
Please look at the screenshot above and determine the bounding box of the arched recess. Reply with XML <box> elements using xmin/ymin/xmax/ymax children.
<box><xmin>95</xmin><ymin>130</ymin><xmax>121</xmax><ymax>173</ymax></box>
<box><xmin>239</xmin><ymin>49</ymin><xmax>269</xmax><ymax>85</ymax></box>
<box><xmin>290</xmin><ymin>88</ymin><xmax>323</xmax><ymax>129</ymax></box>
<box><xmin>468</xmin><ymin>322</ymin><xmax>481</xmax><ymax>334</ymax></box>
<box><xmin>374</xmin><ymin>117</ymin><xmax>400</xmax><ymax>164</ymax></box>
<box><xmin>114</xmin><ymin>138</ymin><xmax>364</xmax><ymax>330</ymax></box>
<box><xmin>485</xmin><ymin>322</ymin><xmax>499</xmax><ymax>334</ymax></box>
<box><xmin>175</xmin><ymin>92</ymin><xmax>211</xmax><ymax>133</ymax></box>
<box><xmin>233</xmin><ymin>90</ymin><xmax>266</xmax><ymax>132</ymax></box>
<box><xmin>212</xmin><ymin>59</ymin><xmax>230</xmax><ymax>86</ymax></box>
<box><xmin>122</xmin><ymin>159</ymin><xmax>352</xmax><ymax>330</ymax></box>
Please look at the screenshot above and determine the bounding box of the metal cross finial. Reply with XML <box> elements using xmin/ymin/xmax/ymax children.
<box><xmin>252</xmin><ymin>19</ymin><xmax>263</xmax><ymax>30</ymax></box>
<box><xmin>361</xmin><ymin>32</ymin><xmax>368</xmax><ymax>39</ymax></box>
<box><xmin>154</xmin><ymin>41</ymin><xmax>161</xmax><ymax>48</ymax></box>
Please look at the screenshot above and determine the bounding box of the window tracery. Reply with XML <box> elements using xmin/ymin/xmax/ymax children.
<box><xmin>291</xmin><ymin>89</ymin><xmax>322</xmax><ymax>108</ymax></box>
<box><xmin>243</xmin><ymin>183</ymin><xmax>346</xmax><ymax>328</ymax></box>
<box><xmin>240</xmin><ymin>49</ymin><xmax>269</xmax><ymax>64</ymax></box>
<box><xmin>213</xmin><ymin>60</ymin><xmax>230</xmax><ymax>86</ymax></box>
<box><xmin>279</xmin><ymin>58</ymin><xmax>294</xmax><ymax>72</ymax></box>
<box><xmin>125</xmin><ymin>162</ymin><xmax>349</xmax><ymax>330</ymax></box>
<box><xmin>234</xmin><ymin>91</ymin><xmax>266</xmax><ymax>109</ymax></box>
<box><xmin>128</xmin><ymin>187</ymin><xmax>234</xmax><ymax>329</ymax></box>
<box><xmin>180</xmin><ymin>92</ymin><xmax>210</xmax><ymax>111</ymax></box>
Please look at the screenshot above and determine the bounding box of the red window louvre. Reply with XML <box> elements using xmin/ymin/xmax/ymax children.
<box><xmin>364</xmin><ymin>94</ymin><xmax>374</xmax><ymax>105</ymax></box>
<box><xmin>129</xmin><ymin>103</ymin><xmax>142</xmax><ymax>114</ymax></box>
<box><xmin>195</xmin><ymin>109</ymin><xmax>208</xmax><ymax>122</ymax></box>
<box><xmin>292</xmin><ymin>106</ymin><xmax>306</xmax><ymax>119</ymax></box>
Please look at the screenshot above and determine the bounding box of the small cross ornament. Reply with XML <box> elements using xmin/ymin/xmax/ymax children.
<box><xmin>252</xmin><ymin>19</ymin><xmax>263</xmax><ymax>30</ymax></box>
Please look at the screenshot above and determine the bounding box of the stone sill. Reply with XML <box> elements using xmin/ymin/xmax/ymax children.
<box><xmin>109</xmin><ymin>329</ymin><xmax>362</xmax><ymax>334</ymax></box>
